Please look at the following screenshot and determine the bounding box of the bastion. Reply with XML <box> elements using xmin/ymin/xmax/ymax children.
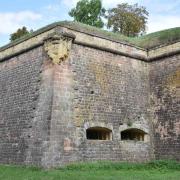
<box><xmin>0</xmin><ymin>21</ymin><xmax>179</xmax><ymax>167</ymax></box>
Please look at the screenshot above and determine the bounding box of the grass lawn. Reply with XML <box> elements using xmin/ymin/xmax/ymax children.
<box><xmin>0</xmin><ymin>160</ymin><xmax>180</xmax><ymax>180</ymax></box>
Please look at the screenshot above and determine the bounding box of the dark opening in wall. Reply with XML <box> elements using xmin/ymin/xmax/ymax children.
<box><xmin>90</xmin><ymin>90</ymin><xmax>94</xmax><ymax>94</ymax></box>
<box><xmin>86</xmin><ymin>127</ymin><xmax>112</xmax><ymax>140</ymax></box>
<box><xmin>121</xmin><ymin>128</ymin><xmax>147</xmax><ymax>141</ymax></box>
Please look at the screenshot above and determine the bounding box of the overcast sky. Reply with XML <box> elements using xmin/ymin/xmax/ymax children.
<box><xmin>0</xmin><ymin>0</ymin><xmax>180</xmax><ymax>46</ymax></box>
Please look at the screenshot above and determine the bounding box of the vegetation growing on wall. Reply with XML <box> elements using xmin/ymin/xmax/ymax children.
<box><xmin>2</xmin><ymin>21</ymin><xmax>180</xmax><ymax>51</ymax></box>
<box><xmin>66</xmin><ymin>22</ymin><xmax>180</xmax><ymax>49</ymax></box>
<box><xmin>133</xmin><ymin>27</ymin><xmax>180</xmax><ymax>49</ymax></box>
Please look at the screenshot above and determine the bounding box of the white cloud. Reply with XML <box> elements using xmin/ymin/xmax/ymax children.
<box><xmin>102</xmin><ymin>0</ymin><xmax>139</xmax><ymax>8</ymax></box>
<box><xmin>149</xmin><ymin>0</ymin><xmax>180</xmax><ymax>14</ymax></box>
<box><xmin>44</xmin><ymin>4</ymin><xmax>61</xmax><ymax>11</ymax></box>
<box><xmin>0</xmin><ymin>11</ymin><xmax>42</xmax><ymax>35</ymax></box>
<box><xmin>61</xmin><ymin>0</ymin><xmax>78</xmax><ymax>8</ymax></box>
<box><xmin>147</xmin><ymin>14</ymin><xmax>180</xmax><ymax>33</ymax></box>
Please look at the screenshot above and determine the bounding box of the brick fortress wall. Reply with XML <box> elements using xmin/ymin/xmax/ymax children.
<box><xmin>0</xmin><ymin>47</ymin><xmax>44</xmax><ymax>165</ymax></box>
<box><xmin>149</xmin><ymin>54</ymin><xmax>180</xmax><ymax>161</ymax></box>
<box><xmin>45</xmin><ymin>44</ymin><xmax>154</xmax><ymax>167</ymax></box>
<box><xmin>0</xmin><ymin>24</ymin><xmax>179</xmax><ymax>167</ymax></box>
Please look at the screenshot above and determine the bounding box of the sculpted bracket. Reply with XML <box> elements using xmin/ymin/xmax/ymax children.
<box><xmin>44</xmin><ymin>32</ymin><xmax>75</xmax><ymax>64</ymax></box>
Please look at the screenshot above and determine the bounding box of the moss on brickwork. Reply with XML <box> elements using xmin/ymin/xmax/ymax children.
<box><xmin>89</xmin><ymin>62</ymin><xmax>110</xmax><ymax>95</ymax></box>
<box><xmin>167</xmin><ymin>68</ymin><xmax>180</xmax><ymax>88</ymax></box>
<box><xmin>166</xmin><ymin>68</ymin><xmax>180</xmax><ymax>97</ymax></box>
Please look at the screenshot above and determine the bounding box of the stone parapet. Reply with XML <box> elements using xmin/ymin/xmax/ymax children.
<box><xmin>0</xmin><ymin>23</ymin><xmax>179</xmax><ymax>62</ymax></box>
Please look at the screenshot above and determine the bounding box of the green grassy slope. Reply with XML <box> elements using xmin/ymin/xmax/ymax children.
<box><xmin>0</xmin><ymin>160</ymin><xmax>180</xmax><ymax>180</ymax></box>
<box><xmin>1</xmin><ymin>21</ymin><xmax>180</xmax><ymax>51</ymax></box>
<box><xmin>133</xmin><ymin>27</ymin><xmax>180</xmax><ymax>49</ymax></box>
<box><xmin>59</xmin><ymin>21</ymin><xmax>180</xmax><ymax>49</ymax></box>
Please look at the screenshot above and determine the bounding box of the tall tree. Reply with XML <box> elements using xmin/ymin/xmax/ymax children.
<box><xmin>10</xmin><ymin>26</ymin><xmax>32</xmax><ymax>42</ymax></box>
<box><xmin>69</xmin><ymin>0</ymin><xmax>105</xmax><ymax>28</ymax></box>
<box><xmin>106</xmin><ymin>3</ymin><xmax>149</xmax><ymax>37</ymax></box>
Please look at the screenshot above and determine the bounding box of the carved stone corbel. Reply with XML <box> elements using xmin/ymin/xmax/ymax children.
<box><xmin>44</xmin><ymin>32</ymin><xmax>75</xmax><ymax>64</ymax></box>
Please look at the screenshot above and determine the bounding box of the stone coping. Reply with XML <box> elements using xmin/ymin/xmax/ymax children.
<box><xmin>0</xmin><ymin>21</ymin><xmax>179</xmax><ymax>62</ymax></box>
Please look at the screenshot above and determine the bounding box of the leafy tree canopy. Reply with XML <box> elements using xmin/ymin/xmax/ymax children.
<box><xmin>69</xmin><ymin>0</ymin><xmax>105</xmax><ymax>28</ymax></box>
<box><xmin>10</xmin><ymin>26</ymin><xmax>32</xmax><ymax>42</ymax></box>
<box><xmin>106</xmin><ymin>3</ymin><xmax>149</xmax><ymax>37</ymax></box>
